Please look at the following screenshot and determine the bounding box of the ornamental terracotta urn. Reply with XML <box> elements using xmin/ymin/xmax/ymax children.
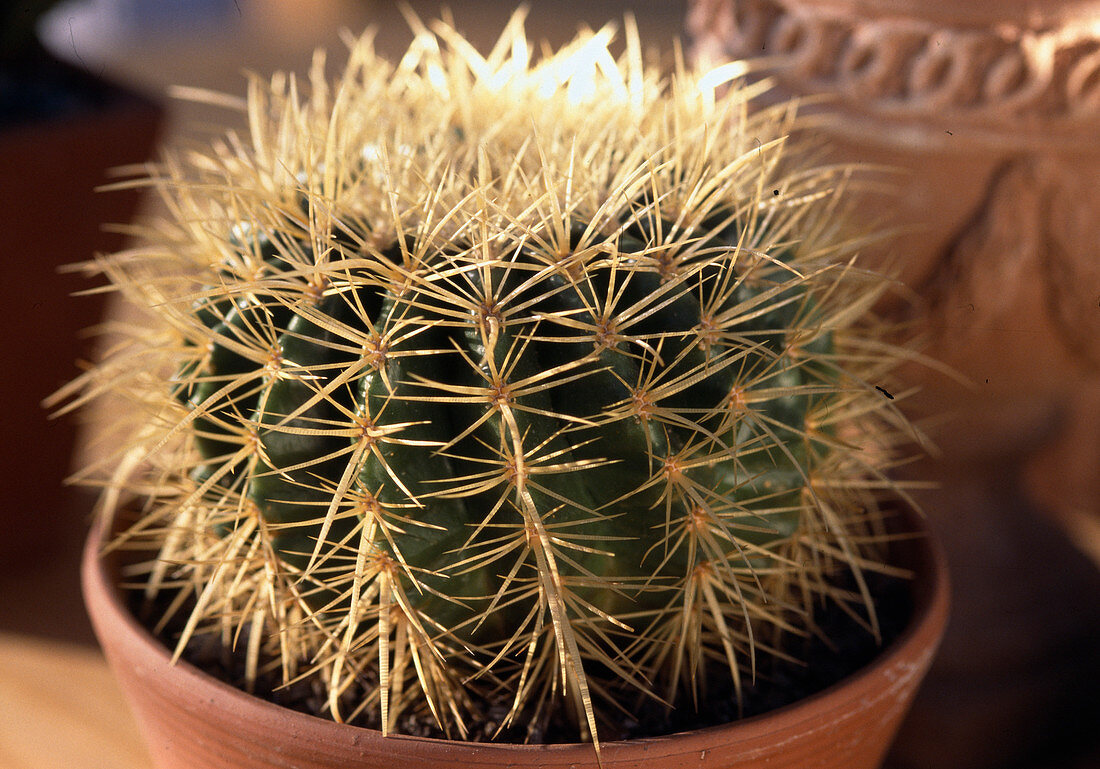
<box><xmin>687</xmin><ymin>1</ymin><xmax>1100</xmax><ymax>767</ymax></box>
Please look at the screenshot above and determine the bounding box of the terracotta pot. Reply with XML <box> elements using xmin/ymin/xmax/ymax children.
<box><xmin>82</xmin><ymin>508</ymin><xmax>948</xmax><ymax>769</ymax></box>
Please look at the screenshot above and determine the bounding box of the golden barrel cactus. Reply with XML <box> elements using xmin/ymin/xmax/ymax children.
<box><xmin>59</xmin><ymin>12</ymin><xmax>920</xmax><ymax>750</ymax></box>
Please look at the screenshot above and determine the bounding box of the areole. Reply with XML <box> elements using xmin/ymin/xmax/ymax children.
<box><xmin>82</xmin><ymin>506</ymin><xmax>949</xmax><ymax>769</ymax></box>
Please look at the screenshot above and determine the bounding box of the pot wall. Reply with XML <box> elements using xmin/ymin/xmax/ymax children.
<box><xmin>82</xmin><ymin>511</ymin><xmax>948</xmax><ymax>769</ymax></box>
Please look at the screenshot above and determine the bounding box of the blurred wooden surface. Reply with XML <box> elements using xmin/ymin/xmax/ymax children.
<box><xmin>0</xmin><ymin>633</ymin><xmax>151</xmax><ymax>769</ymax></box>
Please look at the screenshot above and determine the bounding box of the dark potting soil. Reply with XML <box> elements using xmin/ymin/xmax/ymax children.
<box><xmin>623</xmin><ymin>571</ymin><xmax>913</xmax><ymax>740</ymax></box>
<box><xmin>141</xmin><ymin>569</ymin><xmax>913</xmax><ymax>744</ymax></box>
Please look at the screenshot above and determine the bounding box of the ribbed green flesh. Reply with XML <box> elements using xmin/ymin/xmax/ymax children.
<box><xmin>184</xmin><ymin>222</ymin><xmax>830</xmax><ymax>634</ymax></box>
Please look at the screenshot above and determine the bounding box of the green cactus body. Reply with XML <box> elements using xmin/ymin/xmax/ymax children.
<box><xmin>182</xmin><ymin>212</ymin><xmax>836</xmax><ymax>666</ymax></box>
<box><xmin>70</xmin><ymin>13</ymin><xmax>915</xmax><ymax>746</ymax></box>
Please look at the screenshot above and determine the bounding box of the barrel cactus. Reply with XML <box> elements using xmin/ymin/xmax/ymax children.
<box><xmin>62</xmin><ymin>12</ymin><xmax>919</xmax><ymax>750</ymax></box>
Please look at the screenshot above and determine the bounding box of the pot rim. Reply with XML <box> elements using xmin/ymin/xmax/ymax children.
<box><xmin>82</xmin><ymin>507</ymin><xmax>949</xmax><ymax>763</ymax></box>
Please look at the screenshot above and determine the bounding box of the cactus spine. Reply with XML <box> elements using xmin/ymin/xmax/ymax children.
<box><xmin>62</xmin><ymin>12</ymin><xmax>918</xmax><ymax>748</ymax></box>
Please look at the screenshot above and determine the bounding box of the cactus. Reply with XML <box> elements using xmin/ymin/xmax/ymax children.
<box><xmin>60</xmin><ymin>12</ymin><xmax>919</xmax><ymax>750</ymax></box>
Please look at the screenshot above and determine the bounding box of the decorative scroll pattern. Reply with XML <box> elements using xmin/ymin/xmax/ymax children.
<box><xmin>689</xmin><ymin>0</ymin><xmax>1100</xmax><ymax>122</ymax></box>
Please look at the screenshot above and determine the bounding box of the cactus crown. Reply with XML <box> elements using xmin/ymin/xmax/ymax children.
<box><xmin>60</xmin><ymin>11</ymin><xmax>919</xmax><ymax>750</ymax></box>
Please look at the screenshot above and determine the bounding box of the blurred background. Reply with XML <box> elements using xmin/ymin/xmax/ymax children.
<box><xmin>1</xmin><ymin>1</ymin><xmax>1096</xmax><ymax>768</ymax></box>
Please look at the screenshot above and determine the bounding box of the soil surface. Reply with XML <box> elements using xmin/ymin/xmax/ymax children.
<box><xmin>143</xmin><ymin>569</ymin><xmax>912</xmax><ymax>744</ymax></box>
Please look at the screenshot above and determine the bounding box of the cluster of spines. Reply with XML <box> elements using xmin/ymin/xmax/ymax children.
<box><xmin>57</xmin><ymin>12</ymin><xmax>915</xmax><ymax>749</ymax></box>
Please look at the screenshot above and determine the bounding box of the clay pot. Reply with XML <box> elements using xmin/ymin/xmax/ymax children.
<box><xmin>82</xmin><ymin>508</ymin><xmax>948</xmax><ymax>769</ymax></box>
